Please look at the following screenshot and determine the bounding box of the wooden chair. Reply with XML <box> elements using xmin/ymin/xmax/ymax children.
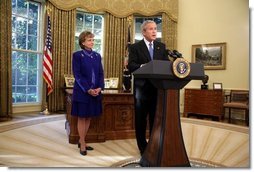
<box><xmin>223</xmin><ymin>90</ymin><xmax>249</xmax><ymax>126</ymax></box>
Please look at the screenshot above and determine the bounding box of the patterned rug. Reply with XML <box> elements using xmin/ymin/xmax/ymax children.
<box><xmin>0</xmin><ymin>114</ymin><xmax>249</xmax><ymax>167</ymax></box>
<box><xmin>111</xmin><ymin>157</ymin><xmax>222</xmax><ymax>168</ymax></box>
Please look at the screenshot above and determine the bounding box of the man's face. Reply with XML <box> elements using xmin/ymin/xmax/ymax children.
<box><xmin>142</xmin><ymin>22</ymin><xmax>157</xmax><ymax>42</ymax></box>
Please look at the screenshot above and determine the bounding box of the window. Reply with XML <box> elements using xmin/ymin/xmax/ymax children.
<box><xmin>75</xmin><ymin>11</ymin><xmax>104</xmax><ymax>56</ymax></box>
<box><xmin>134</xmin><ymin>16</ymin><xmax>162</xmax><ymax>43</ymax></box>
<box><xmin>12</xmin><ymin>0</ymin><xmax>42</xmax><ymax>105</ymax></box>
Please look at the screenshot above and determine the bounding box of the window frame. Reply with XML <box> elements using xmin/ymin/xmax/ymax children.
<box><xmin>11</xmin><ymin>0</ymin><xmax>45</xmax><ymax>113</ymax></box>
<box><xmin>75</xmin><ymin>10</ymin><xmax>105</xmax><ymax>58</ymax></box>
<box><xmin>133</xmin><ymin>16</ymin><xmax>162</xmax><ymax>43</ymax></box>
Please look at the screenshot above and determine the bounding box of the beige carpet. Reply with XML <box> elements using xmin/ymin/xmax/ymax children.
<box><xmin>0</xmin><ymin>114</ymin><xmax>249</xmax><ymax>167</ymax></box>
<box><xmin>0</xmin><ymin>115</ymin><xmax>140</xmax><ymax>167</ymax></box>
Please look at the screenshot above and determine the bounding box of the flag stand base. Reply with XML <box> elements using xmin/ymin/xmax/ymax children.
<box><xmin>41</xmin><ymin>108</ymin><xmax>50</xmax><ymax>115</ymax></box>
<box><xmin>41</xmin><ymin>105</ymin><xmax>50</xmax><ymax>115</ymax></box>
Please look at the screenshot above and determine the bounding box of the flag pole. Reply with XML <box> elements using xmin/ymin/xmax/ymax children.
<box><xmin>41</xmin><ymin>86</ymin><xmax>50</xmax><ymax>115</ymax></box>
<box><xmin>41</xmin><ymin>7</ymin><xmax>52</xmax><ymax>115</ymax></box>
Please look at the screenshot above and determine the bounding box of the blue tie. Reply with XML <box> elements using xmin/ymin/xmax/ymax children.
<box><xmin>149</xmin><ymin>43</ymin><xmax>153</xmax><ymax>60</ymax></box>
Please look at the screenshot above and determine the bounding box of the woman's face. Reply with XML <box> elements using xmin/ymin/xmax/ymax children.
<box><xmin>82</xmin><ymin>36</ymin><xmax>94</xmax><ymax>49</ymax></box>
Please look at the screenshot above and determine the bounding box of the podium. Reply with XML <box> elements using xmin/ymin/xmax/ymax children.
<box><xmin>133</xmin><ymin>60</ymin><xmax>204</xmax><ymax>167</ymax></box>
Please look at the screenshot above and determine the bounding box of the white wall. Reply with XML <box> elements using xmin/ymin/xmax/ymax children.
<box><xmin>177</xmin><ymin>0</ymin><xmax>249</xmax><ymax>111</ymax></box>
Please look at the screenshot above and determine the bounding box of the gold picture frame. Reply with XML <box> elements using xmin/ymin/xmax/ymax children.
<box><xmin>64</xmin><ymin>74</ymin><xmax>75</xmax><ymax>88</ymax></box>
<box><xmin>213</xmin><ymin>83</ymin><xmax>223</xmax><ymax>90</ymax></box>
<box><xmin>192</xmin><ymin>42</ymin><xmax>226</xmax><ymax>70</ymax></box>
<box><xmin>104</xmin><ymin>78</ymin><xmax>111</xmax><ymax>89</ymax></box>
<box><xmin>104</xmin><ymin>77</ymin><xmax>119</xmax><ymax>89</ymax></box>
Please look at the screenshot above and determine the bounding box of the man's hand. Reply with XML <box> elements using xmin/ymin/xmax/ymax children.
<box><xmin>140</xmin><ymin>64</ymin><xmax>146</xmax><ymax>67</ymax></box>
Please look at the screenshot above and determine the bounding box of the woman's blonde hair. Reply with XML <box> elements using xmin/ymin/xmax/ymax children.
<box><xmin>78</xmin><ymin>31</ymin><xmax>94</xmax><ymax>49</ymax></box>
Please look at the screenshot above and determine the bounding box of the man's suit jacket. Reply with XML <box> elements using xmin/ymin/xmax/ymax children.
<box><xmin>128</xmin><ymin>39</ymin><xmax>169</xmax><ymax>91</ymax></box>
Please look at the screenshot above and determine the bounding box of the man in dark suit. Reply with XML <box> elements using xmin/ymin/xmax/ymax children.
<box><xmin>128</xmin><ymin>20</ymin><xmax>169</xmax><ymax>155</ymax></box>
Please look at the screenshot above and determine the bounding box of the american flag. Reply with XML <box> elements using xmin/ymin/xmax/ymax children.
<box><xmin>43</xmin><ymin>15</ymin><xmax>53</xmax><ymax>95</ymax></box>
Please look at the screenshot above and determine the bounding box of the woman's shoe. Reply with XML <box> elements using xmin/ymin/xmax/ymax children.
<box><xmin>79</xmin><ymin>142</ymin><xmax>87</xmax><ymax>156</ymax></box>
<box><xmin>80</xmin><ymin>149</ymin><xmax>87</xmax><ymax>156</ymax></box>
<box><xmin>78</xmin><ymin>143</ymin><xmax>94</xmax><ymax>151</ymax></box>
<box><xmin>86</xmin><ymin>146</ymin><xmax>94</xmax><ymax>151</ymax></box>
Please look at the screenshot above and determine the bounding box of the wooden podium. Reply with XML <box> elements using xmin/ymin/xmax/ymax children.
<box><xmin>133</xmin><ymin>60</ymin><xmax>204</xmax><ymax>167</ymax></box>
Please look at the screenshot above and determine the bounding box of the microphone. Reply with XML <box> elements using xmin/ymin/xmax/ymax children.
<box><xmin>166</xmin><ymin>49</ymin><xmax>178</xmax><ymax>59</ymax></box>
<box><xmin>172</xmin><ymin>50</ymin><xmax>182</xmax><ymax>58</ymax></box>
<box><xmin>166</xmin><ymin>49</ymin><xmax>173</xmax><ymax>56</ymax></box>
<box><xmin>167</xmin><ymin>49</ymin><xmax>183</xmax><ymax>60</ymax></box>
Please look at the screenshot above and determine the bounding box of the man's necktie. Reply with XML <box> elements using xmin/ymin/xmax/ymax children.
<box><xmin>149</xmin><ymin>43</ymin><xmax>153</xmax><ymax>60</ymax></box>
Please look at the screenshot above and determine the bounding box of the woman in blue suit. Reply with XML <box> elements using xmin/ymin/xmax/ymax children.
<box><xmin>71</xmin><ymin>31</ymin><xmax>104</xmax><ymax>156</ymax></box>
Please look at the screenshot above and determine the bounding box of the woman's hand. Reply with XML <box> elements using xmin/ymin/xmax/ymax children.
<box><xmin>88</xmin><ymin>88</ymin><xmax>101</xmax><ymax>96</ymax></box>
<box><xmin>88</xmin><ymin>89</ymin><xmax>97</xmax><ymax>96</ymax></box>
<box><xmin>94</xmin><ymin>88</ymin><xmax>101</xmax><ymax>95</ymax></box>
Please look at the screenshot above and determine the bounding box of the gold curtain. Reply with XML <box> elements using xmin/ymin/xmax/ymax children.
<box><xmin>42</xmin><ymin>0</ymin><xmax>178</xmax><ymax>112</ymax></box>
<box><xmin>48</xmin><ymin>0</ymin><xmax>178</xmax><ymax>21</ymax></box>
<box><xmin>103</xmin><ymin>14</ymin><xmax>133</xmax><ymax>86</ymax></box>
<box><xmin>43</xmin><ymin>1</ymin><xmax>75</xmax><ymax>112</ymax></box>
<box><xmin>0</xmin><ymin>0</ymin><xmax>12</xmax><ymax>121</ymax></box>
<box><xmin>0</xmin><ymin>0</ymin><xmax>178</xmax><ymax>115</ymax></box>
<box><xmin>162</xmin><ymin>13</ymin><xmax>178</xmax><ymax>50</ymax></box>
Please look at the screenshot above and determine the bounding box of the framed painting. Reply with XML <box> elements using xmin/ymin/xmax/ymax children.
<box><xmin>104</xmin><ymin>77</ymin><xmax>119</xmax><ymax>89</ymax></box>
<box><xmin>109</xmin><ymin>77</ymin><xmax>119</xmax><ymax>89</ymax></box>
<box><xmin>64</xmin><ymin>75</ymin><xmax>75</xmax><ymax>88</ymax></box>
<box><xmin>213</xmin><ymin>83</ymin><xmax>223</xmax><ymax>90</ymax></box>
<box><xmin>104</xmin><ymin>78</ymin><xmax>111</xmax><ymax>89</ymax></box>
<box><xmin>192</xmin><ymin>42</ymin><xmax>226</xmax><ymax>70</ymax></box>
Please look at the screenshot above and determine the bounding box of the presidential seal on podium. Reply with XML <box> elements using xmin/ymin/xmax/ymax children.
<box><xmin>172</xmin><ymin>58</ymin><xmax>191</xmax><ymax>78</ymax></box>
